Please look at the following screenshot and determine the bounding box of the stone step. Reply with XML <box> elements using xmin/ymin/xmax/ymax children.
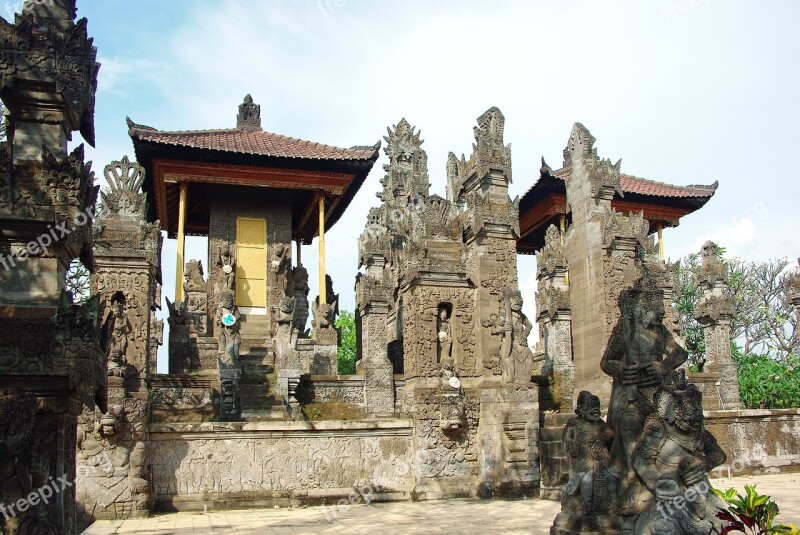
<box><xmin>240</xmin><ymin>353</ymin><xmax>275</xmax><ymax>368</ymax></box>
<box><xmin>239</xmin><ymin>384</ymin><xmax>266</xmax><ymax>395</ymax></box>
<box><xmin>240</xmin><ymin>408</ymin><xmax>290</xmax><ymax>422</ymax></box>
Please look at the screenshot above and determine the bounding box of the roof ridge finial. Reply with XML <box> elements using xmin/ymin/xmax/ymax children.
<box><xmin>237</xmin><ymin>94</ymin><xmax>262</xmax><ymax>132</ymax></box>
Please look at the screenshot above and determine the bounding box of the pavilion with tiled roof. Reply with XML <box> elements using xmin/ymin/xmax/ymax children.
<box><xmin>517</xmin><ymin>159</ymin><xmax>718</xmax><ymax>254</ymax></box>
<box><xmin>128</xmin><ymin>94</ymin><xmax>379</xmax><ymax>306</ymax></box>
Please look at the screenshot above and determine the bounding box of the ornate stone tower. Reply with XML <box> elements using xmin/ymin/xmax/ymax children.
<box><xmin>76</xmin><ymin>156</ymin><xmax>162</xmax><ymax>526</ymax></box>
<box><xmin>0</xmin><ymin>1</ymin><xmax>105</xmax><ymax>533</ymax></box>
<box><xmin>356</xmin><ymin>108</ymin><xmax>540</xmax><ymax>499</ymax></box>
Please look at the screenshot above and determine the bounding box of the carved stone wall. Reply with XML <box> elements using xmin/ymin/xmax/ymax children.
<box><xmin>149</xmin><ymin>421</ymin><xmax>415</xmax><ymax>510</ymax></box>
<box><xmin>358</xmin><ymin>109</ymin><xmax>539</xmax><ymax>497</ymax></box>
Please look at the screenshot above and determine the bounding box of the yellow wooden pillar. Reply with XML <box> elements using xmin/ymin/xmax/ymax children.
<box><xmin>175</xmin><ymin>182</ymin><xmax>188</xmax><ymax>302</ymax></box>
<box><xmin>657</xmin><ymin>224</ymin><xmax>665</xmax><ymax>261</ymax></box>
<box><xmin>318</xmin><ymin>195</ymin><xmax>326</xmax><ymax>303</ymax></box>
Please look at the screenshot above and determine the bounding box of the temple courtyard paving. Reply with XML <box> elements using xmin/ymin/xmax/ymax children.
<box><xmin>82</xmin><ymin>473</ymin><xmax>799</xmax><ymax>534</ymax></box>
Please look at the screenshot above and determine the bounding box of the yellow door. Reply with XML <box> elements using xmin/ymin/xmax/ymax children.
<box><xmin>235</xmin><ymin>218</ymin><xmax>267</xmax><ymax>307</ymax></box>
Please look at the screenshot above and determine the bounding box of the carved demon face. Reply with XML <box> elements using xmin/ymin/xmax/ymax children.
<box><xmin>671</xmin><ymin>397</ymin><xmax>703</xmax><ymax>435</ymax></box>
<box><xmin>438</xmin><ymin>396</ymin><xmax>465</xmax><ymax>430</ymax></box>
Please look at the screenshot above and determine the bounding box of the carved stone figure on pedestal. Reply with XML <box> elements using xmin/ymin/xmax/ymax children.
<box><xmin>551</xmin><ymin>390</ymin><xmax>620</xmax><ymax>534</ymax></box>
<box><xmin>600</xmin><ymin>284</ymin><xmax>687</xmax><ymax>516</ymax></box>
<box><xmin>107</xmin><ymin>294</ymin><xmax>131</xmax><ymax>378</ymax></box>
<box><xmin>632</xmin><ymin>373</ymin><xmax>727</xmax><ymax>535</ymax></box>
<box><xmin>312</xmin><ymin>299</ymin><xmax>338</xmax><ymax>346</ymax></box>
<box><xmin>291</xmin><ymin>264</ymin><xmax>310</xmax><ymax>333</ymax></box>
<box><xmin>270</xmin><ymin>243</ymin><xmax>291</xmax><ymax>288</ymax></box>
<box><xmin>215</xmin><ymin>246</ymin><xmax>235</xmax><ymax>292</ymax></box>
<box><xmin>216</xmin><ymin>290</ymin><xmax>241</xmax><ymax>365</ymax></box>
<box><xmin>437</xmin><ymin>303</ymin><xmax>453</xmax><ymax>364</ymax></box>
<box><xmin>563</xmin><ymin>392</ymin><xmax>617</xmax><ymax>515</ymax></box>
<box><xmin>184</xmin><ymin>259</ymin><xmax>206</xmax><ymax>293</ymax></box>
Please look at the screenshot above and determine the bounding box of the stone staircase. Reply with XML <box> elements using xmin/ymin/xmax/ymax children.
<box><xmin>237</xmin><ymin>314</ymin><xmax>289</xmax><ymax>421</ymax></box>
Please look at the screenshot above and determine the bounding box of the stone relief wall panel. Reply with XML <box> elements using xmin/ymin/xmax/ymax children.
<box><xmin>407</xmin><ymin>391</ymin><xmax>481</xmax><ymax>480</ymax></box>
<box><xmin>150</xmin><ymin>432</ymin><xmax>414</xmax><ymax>497</ymax></box>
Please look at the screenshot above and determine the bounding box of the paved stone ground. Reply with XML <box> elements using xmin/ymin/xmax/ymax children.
<box><xmin>81</xmin><ymin>473</ymin><xmax>799</xmax><ymax>534</ymax></box>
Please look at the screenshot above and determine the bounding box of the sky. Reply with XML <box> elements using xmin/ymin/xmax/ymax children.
<box><xmin>21</xmin><ymin>0</ymin><xmax>798</xmax><ymax>371</ymax></box>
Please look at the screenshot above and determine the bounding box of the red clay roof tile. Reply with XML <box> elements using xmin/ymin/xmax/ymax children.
<box><xmin>127</xmin><ymin>121</ymin><xmax>379</xmax><ymax>162</ymax></box>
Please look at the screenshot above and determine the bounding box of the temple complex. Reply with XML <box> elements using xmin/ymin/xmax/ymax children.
<box><xmin>0</xmin><ymin>2</ymin><xmax>798</xmax><ymax>534</ymax></box>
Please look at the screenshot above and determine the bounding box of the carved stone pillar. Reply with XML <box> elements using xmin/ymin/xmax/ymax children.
<box><xmin>356</xmin><ymin>215</ymin><xmax>395</xmax><ymax>414</ymax></box>
<box><xmin>560</xmin><ymin>123</ymin><xmax>650</xmax><ymax>405</ymax></box>
<box><xmin>536</xmin><ymin>225</ymin><xmax>574</xmax><ymax>411</ymax></box>
<box><xmin>357</xmin><ymin>276</ymin><xmax>394</xmax><ymax>414</ymax></box>
<box><xmin>694</xmin><ymin>241</ymin><xmax>741</xmax><ymax>410</ymax></box>
<box><xmin>80</xmin><ymin>156</ymin><xmax>161</xmax><ymax>524</ymax></box>
<box><xmin>0</xmin><ymin>3</ymin><xmax>105</xmax><ymax>533</ymax></box>
<box><xmin>789</xmin><ymin>260</ymin><xmax>800</xmax><ymax>329</ymax></box>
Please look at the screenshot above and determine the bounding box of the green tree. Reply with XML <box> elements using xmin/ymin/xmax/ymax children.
<box><xmin>65</xmin><ymin>259</ymin><xmax>91</xmax><ymax>303</ymax></box>
<box><xmin>335</xmin><ymin>310</ymin><xmax>357</xmax><ymax>374</ymax></box>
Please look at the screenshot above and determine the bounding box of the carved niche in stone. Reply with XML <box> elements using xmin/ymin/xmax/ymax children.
<box><xmin>436</xmin><ymin>303</ymin><xmax>453</xmax><ymax>364</ymax></box>
<box><xmin>216</xmin><ymin>290</ymin><xmax>241</xmax><ymax>366</ymax></box>
<box><xmin>600</xmin><ymin>280</ymin><xmax>688</xmax><ymax>516</ymax></box>
<box><xmin>403</xmin><ymin>287</ymin><xmax>476</xmax><ymax>378</ymax></box>
<box><xmin>632</xmin><ymin>374</ymin><xmax>727</xmax><ymax>534</ymax></box>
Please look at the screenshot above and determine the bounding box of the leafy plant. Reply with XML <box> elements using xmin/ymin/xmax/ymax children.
<box><xmin>733</xmin><ymin>344</ymin><xmax>800</xmax><ymax>409</ymax></box>
<box><xmin>335</xmin><ymin>310</ymin><xmax>357</xmax><ymax>374</ymax></box>
<box><xmin>714</xmin><ymin>484</ymin><xmax>797</xmax><ymax>534</ymax></box>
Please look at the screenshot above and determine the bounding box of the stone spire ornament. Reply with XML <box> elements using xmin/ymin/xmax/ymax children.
<box><xmin>236</xmin><ymin>94</ymin><xmax>262</xmax><ymax>132</ymax></box>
